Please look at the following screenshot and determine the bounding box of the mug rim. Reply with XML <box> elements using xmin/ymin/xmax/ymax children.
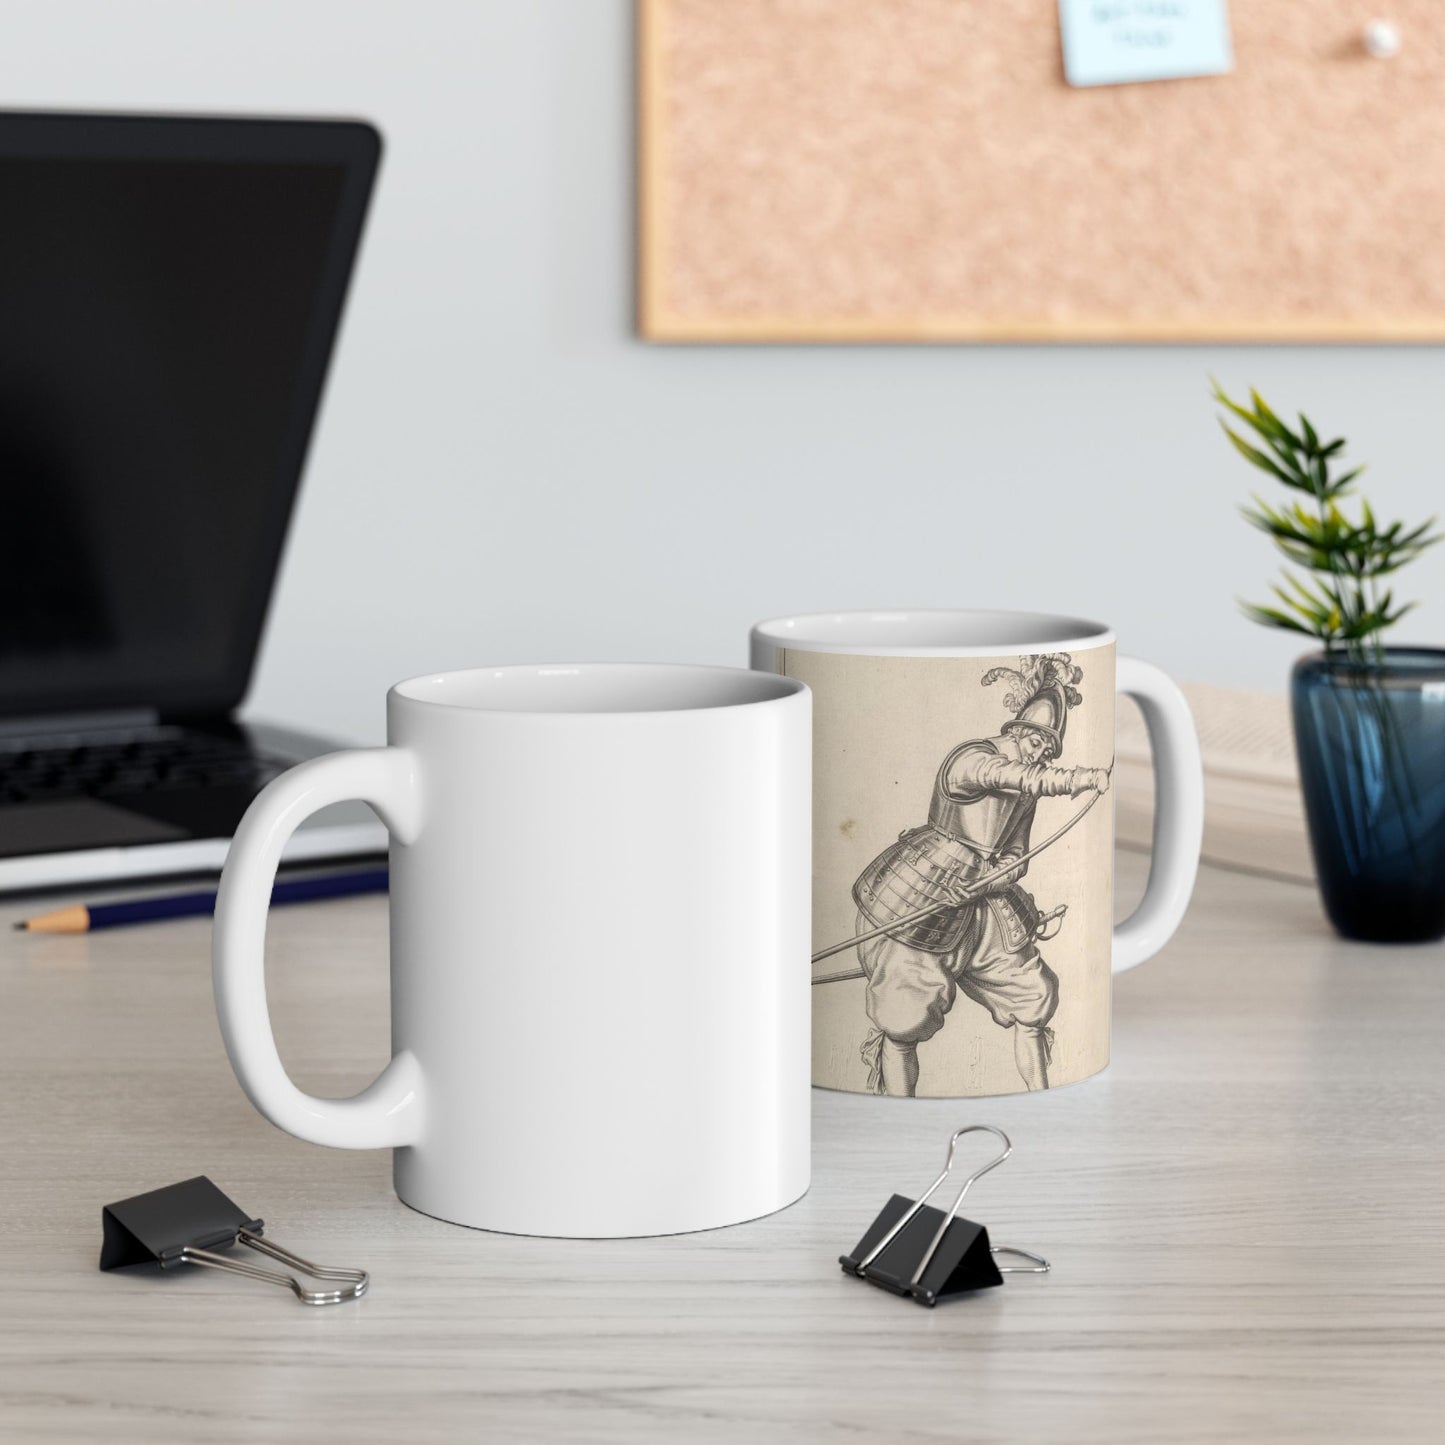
<box><xmin>751</xmin><ymin>608</ymin><xmax>1114</xmax><ymax>657</ymax></box>
<box><xmin>390</xmin><ymin>661</ymin><xmax>807</xmax><ymax>717</ymax></box>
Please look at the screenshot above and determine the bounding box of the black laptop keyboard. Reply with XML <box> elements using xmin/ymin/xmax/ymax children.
<box><xmin>0</xmin><ymin>729</ymin><xmax>288</xmax><ymax>806</ymax></box>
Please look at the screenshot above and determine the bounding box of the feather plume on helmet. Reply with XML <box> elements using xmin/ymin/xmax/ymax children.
<box><xmin>980</xmin><ymin>653</ymin><xmax>1085</xmax><ymax>759</ymax></box>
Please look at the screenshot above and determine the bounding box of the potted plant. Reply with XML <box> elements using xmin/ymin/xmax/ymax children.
<box><xmin>1215</xmin><ymin>383</ymin><xmax>1445</xmax><ymax>943</ymax></box>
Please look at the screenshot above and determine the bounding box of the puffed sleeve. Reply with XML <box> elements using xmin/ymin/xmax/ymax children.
<box><xmin>945</xmin><ymin>747</ymin><xmax>1080</xmax><ymax>799</ymax></box>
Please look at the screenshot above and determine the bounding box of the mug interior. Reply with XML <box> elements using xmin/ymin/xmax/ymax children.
<box><xmin>752</xmin><ymin>609</ymin><xmax>1113</xmax><ymax>656</ymax></box>
<box><xmin>392</xmin><ymin>662</ymin><xmax>802</xmax><ymax>715</ymax></box>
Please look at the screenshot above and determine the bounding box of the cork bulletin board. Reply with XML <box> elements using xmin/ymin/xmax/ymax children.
<box><xmin>638</xmin><ymin>0</ymin><xmax>1445</xmax><ymax>342</ymax></box>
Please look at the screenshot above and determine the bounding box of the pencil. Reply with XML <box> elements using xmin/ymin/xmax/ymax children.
<box><xmin>14</xmin><ymin>867</ymin><xmax>389</xmax><ymax>934</ymax></box>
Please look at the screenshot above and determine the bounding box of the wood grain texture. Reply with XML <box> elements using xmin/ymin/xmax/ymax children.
<box><xmin>2</xmin><ymin>855</ymin><xmax>1443</xmax><ymax>1442</ymax></box>
<box><xmin>639</xmin><ymin>0</ymin><xmax>1445</xmax><ymax>342</ymax></box>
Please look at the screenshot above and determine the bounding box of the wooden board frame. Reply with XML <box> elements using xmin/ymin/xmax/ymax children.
<box><xmin>637</xmin><ymin>0</ymin><xmax>1445</xmax><ymax>344</ymax></box>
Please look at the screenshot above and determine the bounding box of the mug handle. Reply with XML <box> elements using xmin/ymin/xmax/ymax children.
<box><xmin>212</xmin><ymin>747</ymin><xmax>427</xmax><ymax>1148</ymax></box>
<box><xmin>1112</xmin><ymin>658</ymin><xmax>1205</xmax><ymax>974</ymax></box>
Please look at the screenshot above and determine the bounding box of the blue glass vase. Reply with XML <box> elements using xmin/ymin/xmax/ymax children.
<box><xmin>1291</xmin><ymin>648</ymin><xmax>1445</xmax><ymax>942</ymax></box>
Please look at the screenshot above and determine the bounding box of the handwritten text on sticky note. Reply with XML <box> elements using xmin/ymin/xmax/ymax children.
<box><xmin>1059</xmin><ymin>1</ymin><xmax>1233</xmax><ymax>87</ymax></box>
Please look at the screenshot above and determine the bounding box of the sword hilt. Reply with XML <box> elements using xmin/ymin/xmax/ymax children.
<box><xmin>1034</xmin><ymin>904</ymin><xmax>1068</xmax><ymax>940</ymax></box>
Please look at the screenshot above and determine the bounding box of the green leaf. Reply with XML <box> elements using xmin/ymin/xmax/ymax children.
<box><xmin>1214</xmin><ymin>382</ymin><xmax>1304</xmax><ymax>459</ymax></box>
<box><xmin>1249</xmin><ymin>389</ymin><xmax>1300</xmax><ymax>446</ymax></box>
<box><xmin>1272</xmin><ymin>577</ymin><xmax>1339</xmax><ymax>629</ymax></box>
<box><xmin>1395</xmin><ymin>518</ymin><xmax>1441</xmax><ymax>548</ymax></box>
<box><xmin>1239</xmin><ymin>602</ymin><xmax>1318</xmax><ymax>637</ymax></box>
<box><xmin>1283</xmin><ymin>571</ymin><xmax>1332</xmax><ymax>605</ymax></box>
<box><xmin>1221</xmin><ymin>424</ymin><xmax>1299</xmax><ymax>486</ymax></box>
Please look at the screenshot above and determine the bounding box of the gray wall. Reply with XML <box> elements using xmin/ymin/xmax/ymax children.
<box><xmin>12</xmin><ymin>0</ymin><xmax>1445</xmax><ymax>742</ymax></box>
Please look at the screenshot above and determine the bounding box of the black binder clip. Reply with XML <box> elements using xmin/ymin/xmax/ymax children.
<box><xmin>100</xmin><ymin>1176</ymin><xmax>368</xmax><ymax>1306</ymax></box>
<box><xmin>840</xmin><ymin>1125</ymin><xmax>1049</xmax><ymax>1307</ymax></box>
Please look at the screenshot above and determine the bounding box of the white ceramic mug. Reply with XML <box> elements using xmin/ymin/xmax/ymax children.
<box><xmin>750</xmin><ymin>611</ymin><xmax>1203</xmax><ymax>1099</ymax></box>
<box><xmin>212</xmin><ymin>663</ymin><xmax>812</xmax><ymax>1237</ymax></box>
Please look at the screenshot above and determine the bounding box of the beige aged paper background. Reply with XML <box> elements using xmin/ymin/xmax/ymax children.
<box><xmin>778</xmin><ymin>647</ymin><xmax>1115</xmax><ymax>1096</ymax></box>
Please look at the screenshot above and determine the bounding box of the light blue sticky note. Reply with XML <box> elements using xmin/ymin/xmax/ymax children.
<box><xmin>1059</xmin><ymin>0</ymin><xmax>1233</xmax><ymax>87</ymax></box>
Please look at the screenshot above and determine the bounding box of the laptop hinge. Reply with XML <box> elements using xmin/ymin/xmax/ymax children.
<box><xmin>0</xmin><ymin>708</ymin><xmax>162</xmax><ymax>742</ymax></box>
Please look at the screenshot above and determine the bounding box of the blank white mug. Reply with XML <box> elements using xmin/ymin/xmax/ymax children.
<box><xmin>212</xmin><ymin>663</ymin><xmax>812</xmax><ymax>1237</ymax></box>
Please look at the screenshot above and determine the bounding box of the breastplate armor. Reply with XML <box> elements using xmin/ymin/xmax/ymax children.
<box><xmin>927</xmin><ymin>740</ymin><xmax>1031</xmax><ymax>860</ymax></box>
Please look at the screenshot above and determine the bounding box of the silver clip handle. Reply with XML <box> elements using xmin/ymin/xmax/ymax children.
<box><xmin>179</xmin><ymin>1228</ymin><xmax>368</xmax><ymax>1305</ymax></box>
<box><xmin>908</xmin><ymin>1125</ymin><xmax>1013</xmax><ymax>1287</ymax></box>
<box><xmin>852</xmin><ymin>1124</ymin><xmax>1013</xmax><ymax>1280</ymax></box>
<box><xmin>992</xmin><ymin>1245</ymin><xmax>1050</xmax><ymax>1274</ymax></box>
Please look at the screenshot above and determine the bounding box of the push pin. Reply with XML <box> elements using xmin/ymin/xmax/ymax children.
<box><xmin>100</xmin><ymin>1176</ymin><xmax>368</xmax><ymax>1305</ymax></box>
<box><xmin>1362</xmin><ymin>20</ymin><xmax>1401</xmax><ymax>59</ymax></box>
<box><xmin>840</xmin><ymin>1125</ymin><xmax>1048</xmax><ymax>1307</ymax></box>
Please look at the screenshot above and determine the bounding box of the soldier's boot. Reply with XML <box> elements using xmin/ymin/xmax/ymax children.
<box><xmin>1014</xmin><ymin>1024</ymin><xmax>1052</xmax><ymax>1091</ymax></box>
<box><xmin>880</xmin><ymin>1036</ymin><xmax>920</xmax><ymax>1097</ymax></box>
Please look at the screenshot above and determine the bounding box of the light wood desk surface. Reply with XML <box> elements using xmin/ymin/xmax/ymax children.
<box><xmin>2</xmin><ymin>853</ymin><xmax>1442</xmax><ymax>1443</ymax></box>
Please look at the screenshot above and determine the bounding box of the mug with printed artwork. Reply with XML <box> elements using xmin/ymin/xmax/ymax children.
<box><xmin>751</xmin><ymin>610</ymin><xmax>1204</xmax><ymax>1099</ymax></box>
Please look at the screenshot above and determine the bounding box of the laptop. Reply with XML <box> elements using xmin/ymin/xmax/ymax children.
<box><xmin>0</xmin><ymin>112</ymin><xmax>388</xmax><ymax>892</ymax></box>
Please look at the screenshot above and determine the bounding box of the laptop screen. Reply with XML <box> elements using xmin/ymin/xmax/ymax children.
<box><xmin>0</xmin><ymin>116</ymin><xmax>378</xmax><ymax>720</ymax></box>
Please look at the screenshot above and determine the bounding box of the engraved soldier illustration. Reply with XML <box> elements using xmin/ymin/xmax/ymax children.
<box><xmin>843</xmin><ymin>654</ymin><xmax>1112</xmax><ymax>1097</ymax></box>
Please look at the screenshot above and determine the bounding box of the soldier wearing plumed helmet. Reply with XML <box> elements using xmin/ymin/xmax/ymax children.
<box><xmin>852</xmin><ymin>653</ymin><xmax>1110</xmax><ymax>1096</ymax></box>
